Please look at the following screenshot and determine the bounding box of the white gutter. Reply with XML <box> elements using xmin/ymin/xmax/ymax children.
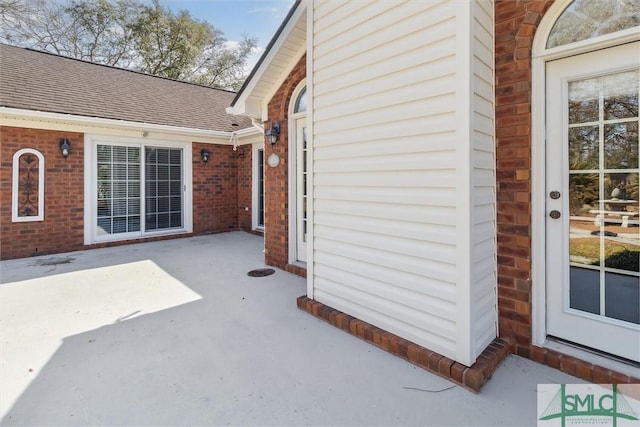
<box><xmin>250</xmin><ymin>118</ymin><xmax>265</xmax><ymax>133</ymax></box>
<box><xmin>0</xmin><ymin>107</ymin><xmax>262</xmax><ymax>142</ymax></box>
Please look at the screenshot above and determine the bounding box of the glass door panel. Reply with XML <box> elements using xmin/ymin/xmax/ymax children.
<box><xmin>568</xmin><ymin>68</ymin><xmax>639</xmax><ymax>326</ymax></box>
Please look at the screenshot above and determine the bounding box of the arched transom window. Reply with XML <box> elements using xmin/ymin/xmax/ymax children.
<box><xmin>547</xmin><ymin>0</ymin><xmax>639</xmax><ymax>48</ymax></box>
<box><xmin>294</xmin><ymin>86</ymin><xmax>306</xmax><ymax>114</ymax></box>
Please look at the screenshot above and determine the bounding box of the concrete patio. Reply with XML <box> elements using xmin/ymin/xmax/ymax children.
<box><xmin>0</xmin><ymin>231</ymin><xmax>580</xmax><ymax>426</ymax></box>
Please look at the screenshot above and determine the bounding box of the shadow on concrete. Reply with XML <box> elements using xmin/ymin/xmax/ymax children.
<box><xmin>1</xmin><ymin>232</ymin><xmax>582</xmax><ymax>426</ymax></box>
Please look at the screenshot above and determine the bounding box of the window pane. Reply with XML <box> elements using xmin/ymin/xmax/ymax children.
<box><xmin>605</xmin><ymin>272</ymin><xmax>640</xmax><ymax>323</ymax></box>
<box><xmin>569</xmin><ymin>267</ymin><xmax>600</xmax><ymax>315</ymax></box>
<box><xmin>96</xmin><ymin>144</ymin><xmax>141</xmax><ymax>236</ymax></box>
<box><xmin>145</xmin><ymin>147</ymin><xmax>182</xmax><ymax>231</ymax></box>
<box><xmin>258</xmin><ymin>149</ymin><xmax>265</xmax><ymax>227</ymax></box>
<box><xmin>604</xmin><ymin>122</ymin><xmax>638</xmax><ymax>170</ymax></box>
<box><xmin>547</xmin><ymin>0</ymin><xmax>640</xmax><ymax>49</ymax></box>
<box><xmin>569</xmin><ymin>127</ymin><xmax>599</xmax><ymax>169</ymax></box>
<box><xmin>568</xmin><ymin>78</ymin><xmax>599</xmax><ymax>124</ymax></box>
<box><xmin>294</xmin><ymin>87</ymin><xmax>307</xmax><ymax>113</ymax></box>
<box><xmin>604</xmin><ymin>70</ymin><xmax>639</xmax><ymax>120</ymax></box>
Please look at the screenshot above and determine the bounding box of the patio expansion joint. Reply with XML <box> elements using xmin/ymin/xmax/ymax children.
<box><xmin>296</xmin><ymin>295</ymin><xmax>510</xmax><ymax>393</ymax></box>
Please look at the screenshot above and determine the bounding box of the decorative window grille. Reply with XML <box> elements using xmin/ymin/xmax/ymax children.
<box><xmin>12</xmin><ymin>148</ymin><xmax>44</xmax><ymax>222</ymax></box>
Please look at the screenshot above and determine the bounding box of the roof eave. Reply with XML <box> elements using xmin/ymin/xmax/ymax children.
<box><xmin>1</xmin><ymin>106</ymin><xmax>262</xmax><ymax>143</ymax></box>
<box><xmin>228</xmin><ymin>0</ymin><xmax>305</xmax><ymax>120</ymax></box>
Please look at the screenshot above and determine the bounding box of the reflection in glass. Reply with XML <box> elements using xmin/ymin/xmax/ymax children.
<box><xmin>605</xmin><ymin>272</ymin><xmax>640</xmax><ymax>323</ymax></box>
<box><xmin>295</xmin><ymin>87</ymin><xmax>307</xmax><ymax>113</ymax></box>
<box><xmin>604</xmin><ymin>122</ymin><xmax>639</xmax><ymax>170</ymax></box>
<box><xmin>565</xmin><ymin>63</ymin><xmax>639</xmax><ymax>327</ymax></box>
<box><xmin>604</xmin><ymin>70</ymin><xmax>639</xmax><ymax>120</ymax></box>
<box><xmin>569</xmin><ymin>78</ymin><xmax>599</xmax><ymax>124</ymax></box>
<box><xmin>547</xmin><ymin>0</ymin><xmax>640</xmax><ymax>48</ymax></box>
<box><xmin>604</xmin><ymin>239</ymin><xmax>639</xmax><ymax>272</ymax></box>
<box><xmin>569</xmin><ymin>126</ymin><xmax>599</xmax><ymax>168</ymax></box>
<box><xmin>569</xmin><ymin>173</ymin><xmax>599</xmax><ymax>216</ymax></box>
<box><xmin>569</xmin><ymin>267</ymin><xmax>600</xmax><ymax>315</ymax></box>
<box><xmin>604</xmin><ymin>172</ymin><xmax>639</xmax><ymax>203</ymax></box>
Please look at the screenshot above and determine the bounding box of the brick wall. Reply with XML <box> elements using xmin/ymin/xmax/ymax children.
<box><xmin>1</xmin><ymin>127</ymin><xmax>245</xmax><ymax>260</ymax></box>
<box><xmin>495</xmin><ymin>0</ymin><xmax>553</xmax><ymax>357</ymax></box>
<box><xmin>236</xmin><ymin>144</ymin><xmax>253</xmax><ymax>232</ymax></box>
<box><xmin>0</xmin><ymin>127</ymin><xmax>85</xmax><ymax>259</ymax></box>
<box><xmin>192</xmin><ymin>142</ymin><xmax>239</xmax><ymax>235</ymax></box>
<box><xmin>264</xmin><ymin>54</ymin><xmax>307</xmax><ymax>276</ymax></box>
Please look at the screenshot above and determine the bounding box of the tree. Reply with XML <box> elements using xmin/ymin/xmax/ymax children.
<box><xmin>193</xmin><ymin>35</ymin><xmax>257</xmax><ymax>91</ymax></box>
<box><xmin>130</xmin><ymin>0</ymin><xmax>256</xmax><ymax>90</ymax></box>
<box><xmin>0</xmin><ymin>0</ymin><xmax>257</xmax><ymax>90</ymax></box>
<box><xmin>65</xmin><ymin>0</ymin><xmax>142</xmax><ymax>67</ymax></box>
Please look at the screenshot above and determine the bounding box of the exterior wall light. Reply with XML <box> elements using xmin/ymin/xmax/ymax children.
<box><xmin>265</xmin><ymin>122</ymin><xmax>280</xmax><ymax>145</ymax></box>
<box><xmin>59</xmin><ymin>138</ymin><xmax>71</xmax><ymax>158</ymax></box>
<box><xmin>200</xmin><ymin>148</ymin><xmax>211</xmax><ymax>163</ymax></box>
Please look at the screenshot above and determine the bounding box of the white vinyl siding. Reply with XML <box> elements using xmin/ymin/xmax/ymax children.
<box><xmin>470</xmin><ymin>0</ymin><xmax>497</xmax><ymax>359</ymax></box>
<box><xmin>311</xmin><ymin>0</ymin><xmax>496</xmax><ymax>365</ymax></box>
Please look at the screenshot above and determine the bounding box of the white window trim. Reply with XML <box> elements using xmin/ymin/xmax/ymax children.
<box><xmin>288</xmin><ymin>79</ymin><xmax>307</xmax><ymax>266</ymax></box>
<box><xmin>252</xmin><ymin>142</ymin><xmax>265</xmax><ymax>231</ymax></box>
<box><xmin>84</xmin><ymin>134</ymin><xmax>193</xmax><ymax>245</ymax></box>
<box><xmin>530</xmin><ymin>0</ymin><xmax>640</xmax><ymax>346</ymax></box>
<box><xmin>12</xmin><ymin>148</ymin><xmax>45</xmax><ymax>222</ymax></box>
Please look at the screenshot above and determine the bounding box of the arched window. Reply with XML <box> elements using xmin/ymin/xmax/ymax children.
<box><xmin>12</xmin><ymin>148</ymin><xmax>45</xmax><ymax>222</ymax></box>
<box><xmin>294</xmin><ymin>86</ymin><xmax>306</xmax><ymax>113</ymax></box>
<box><xmin>547</xmin><ymin>0</ymin><xmax>639</xmax><ymax>48</ymax></box>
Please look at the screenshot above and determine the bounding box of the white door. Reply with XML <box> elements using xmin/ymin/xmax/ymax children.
<box><xmin>296</xmin><ymin>118</ymin><xmax>307</xmax><ymax>262</ymax></box>
<box><xmin>546</xmin><ymin>42</ymin><xmax>640</xmax><ymax>362</ymax></box>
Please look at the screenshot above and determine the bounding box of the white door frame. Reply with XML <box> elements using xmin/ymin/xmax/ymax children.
<box><xmin>530</xmin><ymin>1</ymin><xmax>640</xmax><ymax>347</ymax></box>
<box><xmin>252</xmin><ymin>142</ymin><xmax>265</xmax><ymax>231</ymax></box>
<box><xmin>288</xmin><ymin>79</ymin><xmax>307</xmax><ymax>265</ymax></box>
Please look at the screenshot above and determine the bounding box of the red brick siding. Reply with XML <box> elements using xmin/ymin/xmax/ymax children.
<box><xmin>1</xmin><ymin>127</ymin><xmax>244</xmax><ymax>259</ymax></box>
<box><xmin>236</xmin><ymin>144</ymin><xmax>253</xmax><ymax>231</ymax></box>
<box><xmin>192</xmin><ymin>142</ymin><xmax>238</xmax><ymax>235</ymax></box>
<box><xmin>264</xmin><ymin>53</ymin><xmax>306</xmax><ymax>276</ymax></box>
<box><xmin>297</xmin><ymin>296</ymin><xmax>511</xmax><ymax>392</ymax></box>
<box><xmin>495</xmin><ymin>0</ymin><xmax>554</xmax><ymax>357</ymax></box>
<box><xmin>0</xmin><ymin>127</ymin><xmax>85</xmax><ymax>259</ymax></box>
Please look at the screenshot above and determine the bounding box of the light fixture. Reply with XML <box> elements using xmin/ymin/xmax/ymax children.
<box><xmin>265</xmin><ymin>122</ymin><xmax>280</xmax><ymax>145</ymax></box>
<box><xmin>59</xmin><ymin>138</ymin><xmax>71</xmax><ymax>158</ymax></box>
<box><xmin>200</xmin><ymin>148</ymin><xmax>211</xmax><ymax>163</ymax></box>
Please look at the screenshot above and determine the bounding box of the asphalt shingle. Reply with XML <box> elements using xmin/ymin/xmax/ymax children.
<box><xmin>0</xmin><ymin>43</ymin><xmax>252</xmax><ymax>132</ymax></box>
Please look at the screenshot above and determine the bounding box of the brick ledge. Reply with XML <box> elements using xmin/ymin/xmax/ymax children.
<box><xmin>527</xmin><ymin>345</ymin><xmax>640</xmax><ymax>384</ymax></box>
<box><xmin>296</xmin><ymin>296</ymin><xmax>508</xmax><ymax>392</ymax></box>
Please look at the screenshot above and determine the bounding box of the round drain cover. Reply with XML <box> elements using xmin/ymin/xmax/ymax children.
<box><xmin>247</xmin><ymin>268</ymin><xmax>275</xmax><ymax>277</ymax></box>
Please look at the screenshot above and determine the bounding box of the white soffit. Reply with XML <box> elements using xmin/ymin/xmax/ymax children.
<box><xmin>227</xmin><ymin>3</ymin><xmax>307</xmax><ymax>121</ymax></box>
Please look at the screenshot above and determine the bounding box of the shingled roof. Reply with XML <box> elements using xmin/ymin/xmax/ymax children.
<box><xmin>0</xmin><ymin>43</ymin><xmax>252</xmax><ymax>132</ymax></box>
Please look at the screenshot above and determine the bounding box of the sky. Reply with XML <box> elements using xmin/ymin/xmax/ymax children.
<box><xmin>154</xmin><ymin>0</ymin><xmax>295</xmax><ymax>69</ymax></box>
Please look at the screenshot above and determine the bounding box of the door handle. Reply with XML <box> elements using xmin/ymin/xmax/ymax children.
<box><xmin>549</xmin><ymin>210</ymin><xmax>561</xmax><ymax>219</ymax></box>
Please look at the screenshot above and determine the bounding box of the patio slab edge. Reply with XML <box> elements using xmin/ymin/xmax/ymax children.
<box><xmin>296</xmin><ymin>296</ymin><xmax>509</xmax><ymax>392</ymax></box>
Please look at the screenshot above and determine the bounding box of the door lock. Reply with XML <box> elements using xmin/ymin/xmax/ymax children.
<box><xmin>549</xmin><ymin>191</ymin><xmax>561</xmax><ymax>199</ymax></box>
<box><xmin>549</xmin><ymin>210</ymin><xmax>561</xmax><ymax>219</ymax></box>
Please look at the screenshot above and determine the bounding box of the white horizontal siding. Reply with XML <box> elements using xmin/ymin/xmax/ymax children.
<box><xmin>470</xmin><ymin>0</ymin><xmax>497</xmax><ymax>360</ymax></box>
<box><xmin>313</xmin><ymin>286</ymin><xmax>458</xmax><ymax>356</ymax></box>
<box><xmin>311</xmin><ymin>0</ymin><xmax>462</xmax><ymax>362</ymax></box>
<box><xmin>314</xmin><ymin>236</ymin><xmax>457</xmax><ymax>285</ymax></box>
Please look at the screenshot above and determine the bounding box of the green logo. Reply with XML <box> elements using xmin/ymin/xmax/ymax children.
<box><xmin>539</xmin><ymin>384</ymin><xmax>639</xmax><ymax>427</ymax></box>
